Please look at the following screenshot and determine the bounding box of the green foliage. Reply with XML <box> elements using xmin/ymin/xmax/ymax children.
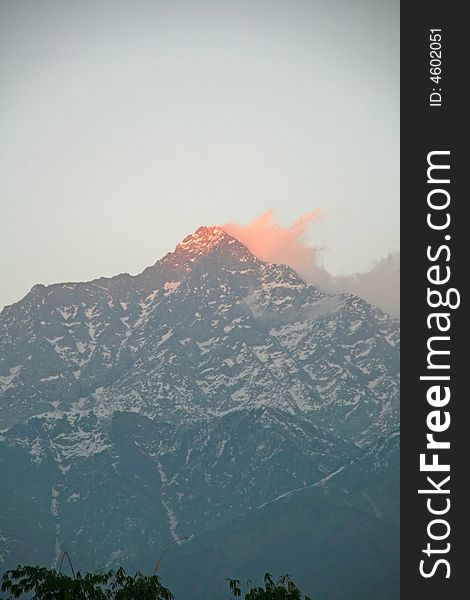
<box><xmin>1</xmin><ymin>564</ymin><xmax>310</xmax><ymax>600</ymax></box>
<box><xmin>0</xmin><ymin>565</ymin><xmax>173</xmax><ymax>600</ymax></box>
<box><xmin>227</xmin><ymin>573</ymin><xmax>311</xmax><ymax>600</ymax></box>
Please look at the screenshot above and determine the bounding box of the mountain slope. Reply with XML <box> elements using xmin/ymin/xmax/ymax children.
<box><xmin>163</xmin><ymin>461</ymin><xmax>400</xmax><ymax>600</ymax></box>
<box><xmin>0</xmin><ymin>227</ymin><xmax>398</xmax><ymax>442</ymax></box>
<box><xmin>0</xmin><ymin>226</ymin><xmax>399</xmax><ymax>596</ymax></box>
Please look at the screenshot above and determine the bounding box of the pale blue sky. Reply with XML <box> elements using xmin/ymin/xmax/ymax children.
<box><xmin>0</xmin><ymin>0</ymin><xmax>399</xmax><ymax>309</ymax></box>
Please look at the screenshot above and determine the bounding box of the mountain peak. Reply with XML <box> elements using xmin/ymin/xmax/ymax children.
<box><xmin>177</xmin><ymin>226</ymin><xmax>229</xmax><ymax>254</ymax></box>
<box><xmin>161</xmin><ymin>225</ymin><xmax>254</xmax><ymax>267</ymax></box>
<box><xmin>140</xmin><ymin>225</ymin><xmax>259</xmax><ymax>282</ymax></box>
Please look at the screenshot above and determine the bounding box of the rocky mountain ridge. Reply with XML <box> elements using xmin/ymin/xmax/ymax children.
<box><xmin>0</xmin><ymin>226</ymin><xmax>399</xmax><ymax>598</ymax></box>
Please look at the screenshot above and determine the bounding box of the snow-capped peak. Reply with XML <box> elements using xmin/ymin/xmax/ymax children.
<box><xmin>155</xmin><ymin>225</ymin><xmax>255</xmax><ymax>271</ymax></box>
<box><xmin>176</xmin><ymin>226</ymin><xmax>231</xmax><ymax>255</ymax></box>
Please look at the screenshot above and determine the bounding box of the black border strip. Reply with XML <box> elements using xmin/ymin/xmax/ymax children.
<box><xmin>401</xmin><ymin>2</ymin><xmax>466</xmax><ymax>597</ymax></box>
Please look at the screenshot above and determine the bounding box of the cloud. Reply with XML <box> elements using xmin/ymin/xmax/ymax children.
<box><xmin>223</xmin><ymin>211</ymin><xmax>400</xmax><ymax>317</ymax></box>
<box><xmin>326</xmin><ymin>252</ymin><xmax>400</xmax><ymax>318</ymax></box>
<box><xmin>223</xmin><ymin>209</ymin><xmax>327</xmax><ymax>284</ymax></box>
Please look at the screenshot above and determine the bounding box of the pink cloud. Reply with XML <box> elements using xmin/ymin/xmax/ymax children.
<box><xmin>223</xmin><ymin>209</ymin><xmax>325</xmax><ymax>280</ymax></box>
<box><xmin>222</xmin><ymin>210</ymin><xmax>399</xmax><ymax>317</ymax></box>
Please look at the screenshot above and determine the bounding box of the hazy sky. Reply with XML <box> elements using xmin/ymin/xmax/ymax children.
<box><xmin>0</xmin><ymin>0</ymin><xmax>399</xmax><ymax>309</ymax></box>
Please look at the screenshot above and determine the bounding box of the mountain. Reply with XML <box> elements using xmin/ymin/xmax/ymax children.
<box><xmin>0</xmin><ymin>226</ymin><xmax>399</xmax><ymax>598</ymax></box>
